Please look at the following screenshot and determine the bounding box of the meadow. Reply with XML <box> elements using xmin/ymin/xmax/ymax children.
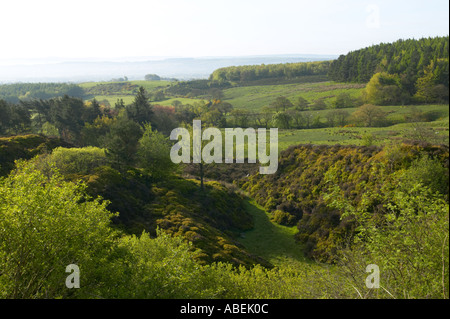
<box><xmin>81</xmin><ymin>79</ymin><xmax>449</xmax><ymax>149</ymax></box>
<box><xmin>222</xmin><ymin>81</ymin><xmax>365</xmax><ymax>111</ymax></box>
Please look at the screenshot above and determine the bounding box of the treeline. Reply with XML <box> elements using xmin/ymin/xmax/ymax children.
<box><xmin>209</xmin><ymin>61</ymin><xmax>332</xmax><ymax>84</ymax></box>
<box><xmin>329</xmin><ymin>36</ymin><xmax>449</xmax><ymax>104</ymax></box>
<box><xmin>83</xmin><ymin>82</ymin><xmax>139</xmax><ymax>96</ymax></box>
<box><xmin>0</xmin><ymin>83</ymin><xmax>85</xmax><ymax>103</ymax></box>
<box><xmin>164</xmin><ymin>79</ymin><xmax>231</xmax><ymax>97</ymax></box>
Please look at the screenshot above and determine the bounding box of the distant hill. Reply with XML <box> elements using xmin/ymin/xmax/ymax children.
<box><xmin>0</xmin><ymin>55</ymin><xmax>337</xmax><ymax>83</ymax></box>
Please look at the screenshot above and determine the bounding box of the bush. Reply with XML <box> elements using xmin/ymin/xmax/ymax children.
<box><xmin>0</xmin><ymin>161</ymin><xmax>118</xmax><ymax>298</ymax></box>
<box><xmin>48</xmin><ymin>146</ymin><xmax>108</xmax><ymax>176</ymax></box>
<box><xmin>270</xmin><ymin>210</ymin><xmax>297</xmax><ymax>226</ymax></box>
<box><xmin>402</xmin><ymin>154</ymin><xmax>449</xmax><ymax>196</ymax></box>
<box><xmin>325</xmin><ymin>181</ymin><xmax>449</xmax><ymax>298</ymax></box>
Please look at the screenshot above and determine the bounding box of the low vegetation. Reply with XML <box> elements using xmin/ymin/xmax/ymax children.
<box><xmin>0</xmin><ymin>36</ymin><xmax>448</xmax><ymax>299</ymax></box>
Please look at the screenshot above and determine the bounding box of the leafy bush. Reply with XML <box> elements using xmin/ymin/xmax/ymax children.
<box><xmin>270</xmin><ymin>210</ymin><xmax>297</xmax><ymax>226</ymax></box>
<box><xmin>402</xmin><ymin>154</ymin><xmax>449</xmax><ymax>197</ymax></box>
<box><xmin>48</xmin><ymin>146</ymin><xmax>108</xmax><ymax>176</ymax></box>
<box><xmin>0</xmin><ymin>161</ymin><xmax>118</xmax><ymax>298</ymax></box>
<box><xmin>325</xmin><ymin>181</ymin><xmax>449</xmax><ymax>298</ymax></box>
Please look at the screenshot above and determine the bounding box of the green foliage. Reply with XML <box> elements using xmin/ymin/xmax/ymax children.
<box><xmin>329</xmin><ymin>36</ymin><xmax>449</xmax><ymax>105</ymax></box>
<box><xmin>44</xmin><ymin>146</ymin><xmax>108</xmax><ymax>176</ymax></box>
<box><xmin>363</xmin><ymin>72</ymin><xmax>405</xmax><ymax>105</ymax></box>
<box><xmin>0</xmin><ymin>161</ymin><xmax>118</xmax><ymax>298</ymax></box>
<box><xmin>125</xmin><ymin>86</ymin><xmax>153</xmax><ymax>128</ymax></box>
<box><xmin>81</xmin><ymin>115</ymin><xmax>117</xmax><ymax>147</ymax></box>
<box><xmin>271</xmin><ymin>111</ymin><xmax>292</xmax><ymax>129</ymax></box>
<box><xmin>333</xmin><ymin>92</ymin><xmax>356</xmax><ymax>108</ymax></box>
<box><xmin>144</xmin><ymin>74</ymin><xmax>161</xmax><ymax>81</ymax></box>
<box><xmin>270</xmin><ymin>96</ymin><xmax>293</xmax><ymax>112</ymax></box>
<box><xmin>222</xmin><ymin>81</ymin><xmax>365</xmax><ymax>114</ymax></box>
<box><xmin>102</xmin><ymin>116</ymin><xmax>143</xmax><ymax>168</ymax></box>
<box><xmin>137</xmin><ymin>123</ymin><xmax>176</xmax><ymax>178</ymax></box>
<box><xmin>0</xmin><ymin>83</ymin><xmax>85</xmax><ymax>103</ymax></box>
<box><xmin>0</xmin><ymin>134</ymin><xmax>70</xmax><ymax>177</ymax></box>
<box><xmin>114</xmin><ymin>230</ymin><xmax>225</xmax><ymax>298</ymax></box>
<box><xmin>415</xmin><ymin>59</ymin><xmax>450</xmax><ymax>104</ymax></box>
<box><xmin>242</xmin><ymin>142</ymin><xmax>449</xmax><ymax>262</ymax></box>
<box><xmin>1</xmin><ymin>156</ymin><xmax>447</xmax><ymax>299</ymax></box>
<box><xmin>329</xmin><ymin>36</ymin><xmax>449</xmax><ymax>84</ymax></box>
<box><xmin>0</xmin><ymin>99</ymin><xmax>31</xmax><ymax>135</ymax></box>
<box><xmin>165</xmin><ymin>79</ymin><xmax>230</xmax><ymax>98</ymax></box>
<box><xmin>401</xmin><ymin>154</ymin><xmax>449</xmax><ymax>196</ymax></box>
<box><xmin>351</xmin><ymin>104</ymin><xmax>387</xmax><ymax>127</ymax></box>
<box><xmin>325</xmin><ymin>181</ymin><xmax>449</xmax><ymax>298</ymax></box>
<box><xmin>270</xmin><ymin>210</ymin><xmax>297</xmax><ymax>226</ymax></box>
<box><xmin>210</xmin><ymin>61</ymin><xmax>332</xmax><ymax>84</ymax></box>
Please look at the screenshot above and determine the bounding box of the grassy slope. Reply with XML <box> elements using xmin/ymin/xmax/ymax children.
<box><xmin>239</xmin><ymin>200</ymin><xmax>308</xmax><ymax>268</ymax></box>
<box><xmin>223</xmin><ymin>81</ymin><xmax>365</xmax><ymax>111</ymax></box>
<box><xmin>277</xmin><ymin>118</ymin><xmax>449</xmax><ymax>150</ymax></box>
<box><xmin>80</xmin><ymin>80</ymin><xmax>204</xmax><ymax>107</ymax></box>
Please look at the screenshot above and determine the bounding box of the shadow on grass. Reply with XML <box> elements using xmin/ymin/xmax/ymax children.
<box><xmin>239</xmin><ymin>200</ymin><xmax>310</xmax><ymax>267</ymax></box>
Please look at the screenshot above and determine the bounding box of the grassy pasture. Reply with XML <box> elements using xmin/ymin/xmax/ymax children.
<box><xmin>277</xmin><ymin>119</ymin><xmax>449</xmax><ymax>150</ymax></box>
<box><xmin>222</xmin><ymin>81</ymin><xmax>365</xmax><ymax>111</ymax></box>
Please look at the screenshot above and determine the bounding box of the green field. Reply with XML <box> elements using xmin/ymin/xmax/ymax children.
<box><xmin>80</xmin><ymin>80</ymin><xmax>204</xmax><ymax>107</ymax></box>
<box><xmin>79</xmin><ymin>80</ymin><xmax>172</xmax><ymax>91</ymax></box>
<box><xmin>277</xmin><ymin>120</ymin><xmax>449</xmax><ymax>150</ymax></box>
<box><xmin>222</xmin><ymin>81</ymin><xmax>365</xmax><ymax>111</ymax></box>
<box><xmin>80</xmin><ymin>79</ymin><xmax>449</xmax><ymax>149</ymax></box>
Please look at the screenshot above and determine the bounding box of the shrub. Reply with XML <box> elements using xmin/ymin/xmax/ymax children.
<box><xmin>48</xmin><ymin>146</ymin><xmax>108</xmax><ymax>175</ymax></box>
<box><xmin>0</xmin><ymin>161</ymin><xmax>118</xmax><ymax>298</ymax></box>
<box><xmin>270</xmin><ymin>210</ymin><xmax>297</xmax><ymax>226</ymax></box>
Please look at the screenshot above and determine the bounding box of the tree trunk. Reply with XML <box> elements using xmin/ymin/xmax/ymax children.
<box><xmin>199</xmin><ymin>162</ymin><xmax>204</xmax><ymax>191</ymax></box>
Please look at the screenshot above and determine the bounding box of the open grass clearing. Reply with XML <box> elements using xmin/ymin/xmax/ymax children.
<box><xmin>239</xmin><ymin>200</ymin><xmax>309</xmax><ymax>268</ymax></box>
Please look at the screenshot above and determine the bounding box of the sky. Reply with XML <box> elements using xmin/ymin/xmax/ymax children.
<box><xmin>0</xmin><ymin>0</ymin><xmax>448</xmax><ymax>64</ymax></box>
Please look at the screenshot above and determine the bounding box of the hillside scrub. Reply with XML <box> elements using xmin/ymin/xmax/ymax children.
<box><xmin>0</xmin><ymin>160</ymin><xmax>353</xmax><ymax>299</ymax></box>
<box><xmin>240</xmin><ymin>142</ymin><xmax>449</xmax><ymax>262</ymax></box>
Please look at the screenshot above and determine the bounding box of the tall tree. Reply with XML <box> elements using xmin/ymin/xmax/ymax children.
<box><xmin>272</xmin><ymin>111</ymin><xmax>292</xmax><ymax>129</ymax></box>
<box><xmin>126</xmin><ymin>86</ymin><xmax>153</xmax><ymax>128</ymax></box>
<box><xmin>351</xmin><ymin>104</ymin><xmax>387</xmax><ymax>127</ymax></box>
<box><xmin>295</xmin><ymin>96</ymin><xmax>310</xmax><ymax>111</ymax></box>
<box><xmin>48</xmin><ymin>95</ymin><xmax>84</xmax><ymax>143</ymax></box>
<box><xmin>102</xmin><ymin>116</ymin><xmax>142</xmax><ymax>169</ymax></box>
<box><xmin>137</xmin><ymin>123</ymin><xmax>175</xmax><ymax>178</ymax></box>
<box><xmin>271</xmin><ymin>96</ymin><xmax>293</xmax><ymax>112</ymax></box>
<box><xmin>0</xmin><ymin>99</ymin><xmax>11</xmax><ymax>134</ymax></box>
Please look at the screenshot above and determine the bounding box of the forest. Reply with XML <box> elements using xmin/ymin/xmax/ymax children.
<box><xmin>0</xmin><ymin>36</ymin><xmax>449</xmax><ymax>300</ymax></box>
<box><xmin>329</xmin><ymin>36</ymin><xmax>449</xmax><ymax>105</ymax></box>
<box><xmin>209</xmin><ymin>60</ymin><xmax>331</xmax><ymax>84</ymax></box>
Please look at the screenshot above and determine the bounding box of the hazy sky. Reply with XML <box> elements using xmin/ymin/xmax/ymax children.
<box><xmin>0</xmin><ymin>0</ymin><xmax>448</xmax><ymax>62</ymax></box>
